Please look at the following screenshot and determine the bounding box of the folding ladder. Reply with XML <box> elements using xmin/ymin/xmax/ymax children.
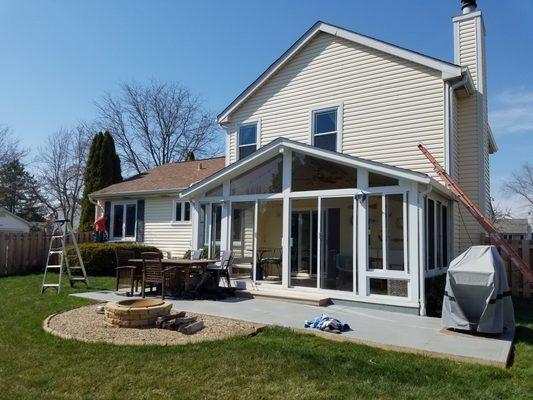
<box><xmin>40</xmin><ymin>219</ymin><xmax>89</xmax><ymax>294</ymax></box>
<box><xmin>418</xmin><ymin>143</ymin><xmax>533</xmax><ymax>284</ymax></box>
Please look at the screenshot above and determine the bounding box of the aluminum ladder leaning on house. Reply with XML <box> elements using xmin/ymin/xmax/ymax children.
<box><xmin>40</xmin><ymin>219</ymin><xmax>89</xmax><ymax>294</ymax></box>
<box><xmin>417</xmin><ymin>143</ymin><xmax>533</xmax><ymax>285</ymax></box>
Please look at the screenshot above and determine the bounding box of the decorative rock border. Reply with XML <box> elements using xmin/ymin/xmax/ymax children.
<box><xmin>43</xmin><ymin>304</ymin><xmax>265</xmax><ymax>346</ymax></box>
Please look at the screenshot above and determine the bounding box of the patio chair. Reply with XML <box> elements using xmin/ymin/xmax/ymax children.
<box><xmin>190</xmin><ymin>249</ymin><xmax>202</xmax><ymax>260</ymax></box>
<box><xmin>257</xmin><ymin>248</ymin><xmax>282</xmax><ymax>281</ymax></box>
<box><xmin>207</xmin><ymin>250</ymin><xmax>233</xmax><ymax>287</ymax></box>
<box><xmin>141</xmin><ymin>252</ymin><xmax>178</xmax><ymax>300</ymax></box>
<box><xmin>115</xmin><ymin>249</ymin><xmax>141</xmax><ymax>296</ymax></box>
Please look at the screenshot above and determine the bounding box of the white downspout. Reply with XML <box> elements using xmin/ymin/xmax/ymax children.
<box><xmin>447</xmin><ymin>77</ymin><xmax>467</xmax><ymax>177</ymax></box>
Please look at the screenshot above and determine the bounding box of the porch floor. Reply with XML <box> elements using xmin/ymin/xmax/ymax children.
<box><xmin>72</xmin><ymin>290</ymin><xmax>514</xmax><ymax>367</ymax></box>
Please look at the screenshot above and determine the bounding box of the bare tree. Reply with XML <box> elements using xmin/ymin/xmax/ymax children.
<box><xmin>96</xmin><ymin>81</ymin><xmax>220</xmax><ymax>174</ymax></box>
<box><xmin>489</xmin><ymin>200</ymin><xmax>513</xmax><ymax>225</ymax></box>
<box><xmin>504</xmin><ymin>163</ymin><xmax>533</xmax><ymax>208</ymax></box>
<box><xmin>0</xmin><ymin>125</ymin><xmax>26</xmax><ymax>164</ymax></box>
<box><xmin>34</xmin><ymin>124</ymin><xmax>92</xmax><ymax>224</ymax></box>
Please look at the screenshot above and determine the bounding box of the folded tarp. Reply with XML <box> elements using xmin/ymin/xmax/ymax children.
<box><xmin>442</xmin><ymin>245</ymin><xmax>515</xmax><ymax>334</ymax></box>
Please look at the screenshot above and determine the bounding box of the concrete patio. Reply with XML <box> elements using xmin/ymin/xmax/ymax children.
<box><xmin>72</xmin><ymin>290</ymin><xmax>514</xmax><ymax>368</ymax></box>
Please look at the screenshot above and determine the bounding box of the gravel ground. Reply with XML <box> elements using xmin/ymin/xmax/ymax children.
<box><xmin>45</xmin><ymin>304</ymin><xmax>263</xmax><ymax>346</ymax></box>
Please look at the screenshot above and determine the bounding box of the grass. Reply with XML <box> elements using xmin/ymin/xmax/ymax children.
<box><xmin>0</xmin><ymin>274</ymin><xmax>531</xmax><ymax>400</ymax></box>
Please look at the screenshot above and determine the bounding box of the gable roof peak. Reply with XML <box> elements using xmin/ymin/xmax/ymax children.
<box><xmin>218</xmin><ymin>21</ymin><xmax>463</xmax><ymax>124</ymax></box>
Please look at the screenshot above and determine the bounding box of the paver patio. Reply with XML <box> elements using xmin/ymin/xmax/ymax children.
<box><xmin>73</xmin><ymin>290</ymin><xmax>514</xmax><ymax>367</ymax></box>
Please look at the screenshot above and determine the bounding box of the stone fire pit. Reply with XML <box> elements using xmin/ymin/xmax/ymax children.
<box><xmin>104</xmin><ymin>299</ymin><xmax>172</xmax><ymax>328</ymax></box>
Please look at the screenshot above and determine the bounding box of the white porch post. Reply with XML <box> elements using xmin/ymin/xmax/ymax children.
<box><xmin>191</xmin><ymin>201</ymin><xmax>200</xmax><ymax>251</ymax></box>
<box><xmin>408</xmin><ymin>182</ymin><xmax>421</xmax><ymax>311</ymax></box>
<box><xmin>221</xmin><ymin>182</ymin><xmax>230</xmax><ymax>252</ymax></box>
<box><xmin>281</xmin><ymin>148</ymin><xmax>291</xmax><ymax>289</ymax></box>
<box><xmin>417</xmin><ymin>184</ymin><xmax>427</xmax><ymax>316</ymax></box>
<box><xmin>357</xmin><ymin>169</ymin><xmax>368</xmax><ymax>296</ymax></box>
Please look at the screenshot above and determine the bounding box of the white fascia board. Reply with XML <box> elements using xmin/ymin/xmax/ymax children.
<box><xmin>90</xmin><ymin>188</ymin><xmax>183</xmax><ymax>200</ymax></box>
<box><xmin>180</xmin><ymin>138</ymin><xmax>431</xmax><ymax>199</ymax></box>
<box><xmin>218</xmin><ymin>22</ymin><xmax>462</xmax><ymax>124</ymax></box>
<box><xmin>428</xmin><ymin>178</ymin><xmax>455</xmax><ymax>199</ymax></box>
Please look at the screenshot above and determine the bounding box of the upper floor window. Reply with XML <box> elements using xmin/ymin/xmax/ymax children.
<box><xmin>174</xmin><ymin>201</ymin><xmax>191</xmax><ymax>223</ymax></box>
<box><xmin>238</xmin><ymin>123</ymin><xmax>257</xmax><ymax>160</ymax></box>
<box><xmin>313</xmin><ymin>108</ymin><xmax>338</xmax><ymax>152</ymax></box>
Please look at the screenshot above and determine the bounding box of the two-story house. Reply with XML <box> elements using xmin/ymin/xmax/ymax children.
<box><xmin>91</xmin><ymin>1</ymin><xmax>496</xmax><ymax>315</ymax></box>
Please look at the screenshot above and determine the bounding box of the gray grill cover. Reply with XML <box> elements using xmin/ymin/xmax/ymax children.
<box><xmin>442</xmin><ymin>245</ymin><xmax>514</xmax><ymax>334</ymax></box>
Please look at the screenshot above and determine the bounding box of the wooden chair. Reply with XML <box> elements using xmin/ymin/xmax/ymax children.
<box><xmin>115</xmin><ymin>249</ymin><xmax>141</xmax><ymax>296</ymax></box>
<box><xmin>141</xmin><ymin>252</ymin><xmax>178</xmax><ymax>300</ymax></box>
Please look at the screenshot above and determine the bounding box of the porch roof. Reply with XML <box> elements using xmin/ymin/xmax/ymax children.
<box><xmin>179</xmin><ymin>138</ymin><xmax>433</xmax><ymax>199</ymax></box>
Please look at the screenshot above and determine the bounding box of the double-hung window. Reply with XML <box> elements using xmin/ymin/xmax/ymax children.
<box><xmin>111</xmin><ymin>202</ymin><xmax>137</xmax><ymax>240</ymax></box>
<box><xmin>238</xmin><ymin>123</ymin><xmax>257</xmax><ymax>160</ymax></box>
<box><xmin>313</xmin><ymin>108</ymin><xmax>338</xmax><ymax>152</ymax></box>
<box><xmin>174</xmin><ymin>201</ymin><xmax>191</xmax><ymax>223</ymax></box>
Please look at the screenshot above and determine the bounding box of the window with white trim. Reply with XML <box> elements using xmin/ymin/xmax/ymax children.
<box><xmin>174</xmin><ymin>201</ymin><xmax>191</xmax><ymax>223</ymax></box>
<box><xmin>312</xmin><ymin>108</ymin><xmax>338</xmax><ymax>152</ymax></box>
<box><xmin>238</xmin><ymin>123</ymin><xmax>257</xmax><ymax>160</ymax></box>
<box><xmin>367</xmin><ymin>193</ymin><xmax>406</xmax><ymax>271</ymax></box>
<box><xmin>111</xmin><ymin>202</ymin><xmax>136</xmax><ymax>240</ymax></box>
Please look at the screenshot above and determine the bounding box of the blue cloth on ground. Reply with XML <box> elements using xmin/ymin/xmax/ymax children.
<box><xmin>304</xmin><ymin>314</ymin><xmax>350</xmax><ymax>333</ymax></box>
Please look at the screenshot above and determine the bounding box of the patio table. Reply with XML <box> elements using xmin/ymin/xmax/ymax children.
<box><xmin>128</xmin><ymin>258</ymin><xmax>219</xmax><ymax>293</ymax></box>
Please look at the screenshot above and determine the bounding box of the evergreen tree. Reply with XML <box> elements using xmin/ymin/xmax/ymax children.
<box><xmin>0</xmin><ymin>159</ymin><xmax>44</xmax><ymax>221</ymax></box>
<box><xmin>79</xmin><ymin>132</ymin><xmax>122</xmax><ymax>231</ymax></box>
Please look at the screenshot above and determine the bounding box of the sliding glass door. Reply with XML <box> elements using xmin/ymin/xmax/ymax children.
<box><xmin>290</xmin><ymin>199</ymin><xmax>318</xmax><ymax>288</ymax></box>
<box><xmin>197</xmin><ymin>202</ymin><xmax>222</xmax><ymax>258</ymax></box>
<box><xmin>319</xmin><ymin>197</ymin><xmax>355</xmax><ymax>292</ymax></box>
<box><xmin>230</xmin><ymin>202</ymin><xmax>255</xmax><ymax>279</ymax></box>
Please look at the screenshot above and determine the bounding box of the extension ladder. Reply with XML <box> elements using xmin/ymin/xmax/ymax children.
<box><xmin>40</xmin><ymin>219</ymin><xmax>89</xmax><ymax>294</ymax></box>
<box><xmin>418</xmin><ymin>144</ymin><xmax>533</xmax><ymax>284</ymax></box>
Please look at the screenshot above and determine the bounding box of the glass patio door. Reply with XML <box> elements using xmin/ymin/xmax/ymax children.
<box><xmin>197</xmin><ymin>203</ymin><xmax>222</xmax><ymax>258</ymax></box>
<box><xmin>290</xmin><ymin>199</ymin><xmax>318</xmax><ymax>288</ymax></box>
<box><xmin>319</xmin><ymin>197</ymin><xmax>355</xmax><ymax>292</ymax></box>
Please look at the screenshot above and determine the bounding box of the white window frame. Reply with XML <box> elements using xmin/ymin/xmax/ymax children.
<box><xmin>173</xmin><ymin>200</ymin><xmax>192</xmax><ymax>225</ymax></box>
<box><xmin>425</xmin><ymin>196</ymin><xmax>450</xmax><ymax>271</ymax></box>
<box><xmin>309</xmin><ymin>103</ymin><xmax>343</xmax><ymax>152</ymax></box>
<box><xmin>237</xmin><ymin>120</ymin><xmax>260</xmax><ymax>160</ymax></box>
<box><xmin>110</xmin><ymin>202</ymin><xmax>137</xmax><ymax>241</ymax></box>
<box><xmin>366</xmin><ymin>192</ymin><xmax>408</xmax><ymax>274</ymax></box>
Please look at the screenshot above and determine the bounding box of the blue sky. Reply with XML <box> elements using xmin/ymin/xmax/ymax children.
<box><xmin>0</xmin><ymin>1</ymin><xmax>532</xmax><ymax>215</ymax></box>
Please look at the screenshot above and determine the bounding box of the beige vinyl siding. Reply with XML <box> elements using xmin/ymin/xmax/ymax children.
<box><xmin>454</xmin><ymin>14</ymin><xmax>490</xmax><ymax>252</ymax></box>
<box><xmin>226</xmin><ymin>32</ymin><xmax>446</xmax><ymax>177</ymax></box>
<box><xmin>143</xmin><ymin>197</ymin><xmax>193</xmax><ymax>258</ymax></box>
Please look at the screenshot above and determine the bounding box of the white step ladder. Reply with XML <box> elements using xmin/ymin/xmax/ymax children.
<box><xmin>40</xmin><ymin>219</ymin><xmax>89</xmax><ymax>294</ymax></box>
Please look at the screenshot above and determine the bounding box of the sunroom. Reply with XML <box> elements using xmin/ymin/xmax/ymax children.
<box><xmin>180</xmin><ymin>138</ymin><xmax>451</xmax><ymax>312</ymax></box>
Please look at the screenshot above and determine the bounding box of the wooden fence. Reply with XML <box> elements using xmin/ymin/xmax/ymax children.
<box><xmin>484</xmin><ymin>237</ymin><xmax>532</xmax><ymax>298</ymax></box>
<box><xmin>0</xmin><ymin>231</ymin><xmax>92</xmax><ymax>276</ymax></box>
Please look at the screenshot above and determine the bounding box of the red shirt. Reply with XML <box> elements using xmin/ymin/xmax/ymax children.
<box><xmin>95</xmin><ymin>216</ymin><xmax>107</xmax><ymax>232</ymax></box>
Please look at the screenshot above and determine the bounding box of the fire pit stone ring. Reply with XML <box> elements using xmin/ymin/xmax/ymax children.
<box><xmin>104</xmin><ymin>299</ymin><xmax>172</xmax><ymax>328</ymax></box>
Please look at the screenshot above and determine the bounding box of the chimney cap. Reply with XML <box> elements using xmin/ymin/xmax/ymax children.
<box><xmin>461</xmin><ymin>0</ymin><xmax>477</xmax><ymax>14</ymax></box>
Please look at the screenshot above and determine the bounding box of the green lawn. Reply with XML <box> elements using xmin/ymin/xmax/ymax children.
<box><xmin>0</xmin><ymin>274</ymin><xmax>531</xmax><ymax>400</ymax></box>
